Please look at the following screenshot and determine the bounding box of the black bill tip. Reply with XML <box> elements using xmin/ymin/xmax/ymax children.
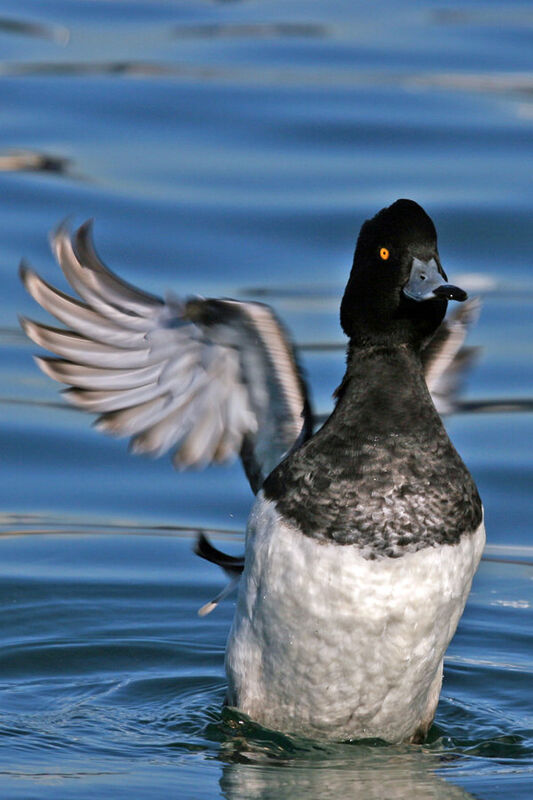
<box><xmin>433</xmin><ymin>284</ymin><xmax>468</xmax><ymax>302</ymax></box>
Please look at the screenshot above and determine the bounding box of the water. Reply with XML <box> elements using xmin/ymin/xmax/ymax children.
<box><xmin>0</xmin><ymin>1</ymin><xmax>532</xmax><ymax>797</ymax></box>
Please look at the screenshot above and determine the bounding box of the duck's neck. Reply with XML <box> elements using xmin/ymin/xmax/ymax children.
<box><xmin>331</xmin><ymin>341</ymin><xmax>437</xmax><ymax>438</ymax></box>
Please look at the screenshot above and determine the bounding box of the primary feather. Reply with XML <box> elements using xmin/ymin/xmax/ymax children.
<box><xmin>20</xmin><ymin>222</ymin><xmax>312</xmax><ymax>488</ymax></box>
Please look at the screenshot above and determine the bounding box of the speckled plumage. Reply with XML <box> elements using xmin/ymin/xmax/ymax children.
<box><xmin>263</xmin><ymin>344</ymin><xmax>482</xmax><ymax>555</ymax></box>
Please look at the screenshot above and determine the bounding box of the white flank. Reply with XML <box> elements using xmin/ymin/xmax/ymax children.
<box><xmin>225</xmin><ymin>493</ymin><xmax>485</xmax><ymax>743</ymax></box>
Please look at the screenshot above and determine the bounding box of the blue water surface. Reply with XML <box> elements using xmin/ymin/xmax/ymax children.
<box><xmin>0</xmin><ymin>1</ymin><xmax>532</xmax><ymax>798</ymax></box>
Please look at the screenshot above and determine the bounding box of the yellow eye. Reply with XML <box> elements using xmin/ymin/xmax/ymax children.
<box><xmin>379</xmin><ymin>247</ymin><xmax>390</xmax><ymax>261</ymax></box>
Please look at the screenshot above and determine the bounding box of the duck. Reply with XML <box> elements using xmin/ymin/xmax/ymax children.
<box><xmin>19</xmin><ymin>198</ymin><xmax>484</xmax><ymax>744</ymax></box>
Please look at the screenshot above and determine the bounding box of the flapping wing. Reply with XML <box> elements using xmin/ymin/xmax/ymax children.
<box><xmin>422</xmin><ymin>298</ymin><xmax>481</xmax><ymax>415</ymax></box>
<box><xmin>20</xmin><ymin>221</ymin><xmax>312</xmax><ymax>493</ymax></box>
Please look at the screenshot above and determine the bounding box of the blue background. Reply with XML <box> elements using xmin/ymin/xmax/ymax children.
<box><xmin>0</xmin><ymin>2</ymin><xmax>531</xmax><ymax>798</ymax></box>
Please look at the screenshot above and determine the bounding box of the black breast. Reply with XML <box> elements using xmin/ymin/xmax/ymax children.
<box><xmin>262</xmin><ymin>347</ymin><xmax>482</xmax><ymax>558</ymax></box>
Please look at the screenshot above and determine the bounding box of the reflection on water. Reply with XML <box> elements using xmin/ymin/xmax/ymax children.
<box><xmin>173</xmin><ymin>22</ymin><xmax>328</xmax><ymax>40</ymax></box>
<box><xmin>407</xmin><ymin>72</ymin><xmax>533</xmax><ymax>95</ymax></box>
<box><xmin>0</xmin><ymin>60</ymin><xmax>177</xmax><ymax>78</ymax></box>
<box><xmin>0</xmin><ymin>149</ymin><xmax>71</xmax><ymax>175</ymax></box>
<box><xmin>0</xmin><ymin>15</ymin><xmax>69</xmax><ymax>44</ymax></box>
<box><xmin>3</xmin><ymin>59</ymin><xmax>533</xmax><ymax>96</ymax></box>
<box><xmin>219</xmin><ymin>752</ymin><xmax>476</xmax><ymax>800</ymax></box>
<box><xmin>431</xmin><ymin>7</ymin><xmax>533</xmax><ymax>28</ymax></box>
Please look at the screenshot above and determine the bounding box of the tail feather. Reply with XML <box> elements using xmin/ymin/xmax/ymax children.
<box><xmin>194</xmin><ymin>533</ymin><xmax>244</xmax><ymax>616</ymax></box>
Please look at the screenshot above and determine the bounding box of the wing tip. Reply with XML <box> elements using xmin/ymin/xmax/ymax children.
<box><xmin>93</xmin><ymin>413</ymin><xmax>121</xmax><ymax>436</ymax></box>
<box><xmin>197</xmin><ymin>600</ymin><xmax>217</xmax><ymax>617</ymax></box>
<box><xmin>128</xmin><ymin>435</ymin><xmax>162</xmax><ymax>458</ymax></box>
<box><xmin>18</xmin><ymin>259</ymin><xmax>33</xmax><ymax>286</ymax></box>
<box><xmin>49</xmin><ymin>216</ymin><xmax>74</xmax><ymax>257</ymax></box>
<box><xmin>33</xmin><ymin>354</ymin><xmax>62</xmax><ymax>381</ymax></box>
<box><xmin>19</xmin><ymin>261</ymin><xmax>50</xmax><ymax>306</ymax></box>
<box><xmin>74</xmin><ymin>218</ymin><xmax>96</xmax><ymax>251</ymax></box>
<box><xmin>454</xmin><ymin>294</ymin><xmax>482</xmax><ymax>323</ymax></box>
<box><xmin>18</xmin><ymin>314</ymin><xmax>41</xmax><ymax>345</ymax></box>
<box><xmin>194</xmin><ymin>532</ymin><xmax>210</xmax><ymax>560</ymax></box>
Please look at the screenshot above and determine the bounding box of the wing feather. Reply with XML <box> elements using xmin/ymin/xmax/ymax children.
<box><xmin>20</xmin><ymin>221</ymin><xmax>312</xmax><ymax>489</ymax></box>
<box><xmin>35</xmin><ymin>357</ymin><xmax>163</xmax><ymax>390</ymax></box>
<box><xmin>52</xmin><ymin>224</ymin><xmax>159</xmax><ymax>330</ymax></box>
<box><xmin>20</xmin><ymin>264</ymin><xmax>145</xmax><ymax>347</ymax></box>
<box><xmin>422</xmin><ymin>298</ymin><xmax>481</xmax><ymax>415</ymax></box>
<box><xmin>20</xmin><ymin>317</ymin><xmax>152</xmax><ymax>368</ymax></box>
<box><xmin>95</xmin><ymin>395</ymin><xmax>173</xmax><ymax>437</ymax></box>
<box><xmin>72</xmin><ymin>220</ymin><xmax>163</xmax><ymax>313</ymax></box>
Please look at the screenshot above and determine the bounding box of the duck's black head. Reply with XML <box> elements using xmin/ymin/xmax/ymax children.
<box><xmin>340</xmin><ymin>199</ymin><xmax>466</xmax><ymax>349</ymax></box>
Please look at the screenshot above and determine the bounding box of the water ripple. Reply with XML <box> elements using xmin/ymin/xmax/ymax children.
<box><xmin>0</xmin><ymin>16</ymin><xmax>69</xmax><ymax>44</ymax></box>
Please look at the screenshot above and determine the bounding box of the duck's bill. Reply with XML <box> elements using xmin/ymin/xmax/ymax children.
<box><xmin>403</xmin><ymin>257</ymin><xmax>467</xmax><ymax>303</ymax></box>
